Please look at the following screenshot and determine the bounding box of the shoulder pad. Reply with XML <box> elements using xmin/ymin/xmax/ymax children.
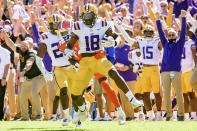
<box><xmin>73</xmin><ymin>22</ymin><xmax>80</xmax><ymax>30</ymax></box>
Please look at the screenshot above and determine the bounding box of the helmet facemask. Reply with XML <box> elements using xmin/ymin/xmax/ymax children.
<box><xmin>82</xmin><ymin>11</ymin><xmax>96</xmax><ymax>28</ymax></box>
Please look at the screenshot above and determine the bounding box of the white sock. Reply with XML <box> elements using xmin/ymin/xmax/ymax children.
<box><xmin>125</xmin><ymin>91</ymin><xmax>134</xmax><ymax>101</ymax></box>
<box><xmin>184</xmin><ymin>113</ymin><xmax>189</xmax><ymax>120</ymax></box>
<box><xmin>63</xmin><ymin>109</ymin><xmax>69</xmax><ymax>119</ymax></box>
<box><xmin>134</xmin><ymin>112</ymin><xmax>139</xmax><ymax>118</ymax></box>
<box><xmin>191</xmin><ymin>112</ymin><xmax>196</xmax><ymax>118</ymax></box>
<box><xmin>78</xmin><ymin>103</ymin><xmax>86</xmax><ymax>112</ymax></box>
<box><xmin>173</xmin><ymin>111</ymin><xmax>177</xmax><ymax>119</ymax></box>
<box><xmin>139</xmin><ymin>110</ymin><xmax>144</xmax><ymax>115</ymax></box>
<box><xmin>162</xmin><ymin>111</ymin><xmax>166</xmax><ymax>117</ymax></box>
<box><xmin>52</xmin><ymin>114</ymin><xmax>56</xmax><ymax>118</ymax></box>
<box><xmin>156</xmin><ymin>111</ymin><xmax>161</xmax><ymax>117</ymax></box>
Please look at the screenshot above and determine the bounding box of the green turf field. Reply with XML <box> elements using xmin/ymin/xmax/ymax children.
<box><xmin>0</xmin><ymin>121</ymin><xmax>197</xmax><ymax>131</ymax></box>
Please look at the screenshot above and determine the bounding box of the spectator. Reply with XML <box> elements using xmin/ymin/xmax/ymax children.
<box><xmin>156</xmin><ymin>10</ymin><xmax>186</xmax><ymax>121</ymax></box>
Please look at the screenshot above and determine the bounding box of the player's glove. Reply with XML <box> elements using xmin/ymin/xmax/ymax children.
<box><xmin>133</xmin><ymin>64</ymin><xmax>139</xmax><ymax>74</ymax></box>
<box><xmin>100</xmin><ymin>35</ymin><xmax>115</xmax><ymax>47</ymax></box>
<box><xmin>64</xmin><ymin>48</ymin><xmax>74</xmax><ymax>59</ymax></box>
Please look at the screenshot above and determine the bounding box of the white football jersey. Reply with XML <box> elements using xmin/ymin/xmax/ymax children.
<box><xmin>138</xmin><ymin>39</ymin><xmax>160</xmax><ymax>65</ymax></box>
<box><xmin>129</xmin><ymin>50</ymin><xmax>143</xmax><ymax>76</ymax></box>
<box><xmin>39</xmin><ymin>32</ymin><xmax>70</xmax><ymax>67</ymax></box>
<box><xmin>72</xmin><ymin>19</ymin><xmax>113</xmax><ymax>53</ymax></box>
<box><xmin>181</xmin><ymin>40</ymin><xmax>195</xmax><ymax>73</ymax></box>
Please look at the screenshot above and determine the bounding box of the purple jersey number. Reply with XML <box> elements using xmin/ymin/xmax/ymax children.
<box><xmin>51</xmin><ymin>42</ymin><xmax>63</xmax><ymax>58</ymax></box>
<box><xmin>143</xmin><ymin>46</ymin><xmax>153</xmax><ymax>59</ymax></box>
<box><xmin>85</xmin><ymin>35</ymin><xmax>100</xmax><ymax>51</ymax></box>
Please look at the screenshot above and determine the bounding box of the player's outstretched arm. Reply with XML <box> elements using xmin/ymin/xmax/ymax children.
<box><xmin>105</xmin><ymin>27</ymin><xmax>121</xmax><ymax>46</ymax></box>
<box><xmin>66</xmin><ymin>33</ymin><xmax>79</xmax><ymax>50</ymax></box>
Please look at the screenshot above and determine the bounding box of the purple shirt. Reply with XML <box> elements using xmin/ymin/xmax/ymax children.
<box><xmin>115</xmin><ymin>44</ymin><xmax>137</xmax><ymax>81</ymax></box>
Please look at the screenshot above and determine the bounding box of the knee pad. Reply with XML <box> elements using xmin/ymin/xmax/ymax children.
<box><xmin>60</xmin><ymin>87</ymin><xmax>67</xmax><ymax>96</ymax></box>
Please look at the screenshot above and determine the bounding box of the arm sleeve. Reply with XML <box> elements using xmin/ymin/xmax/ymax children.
<box><xmin>114</xmin><ymin>22</ymin><xmax>136</xmax><ymax>46</ymax></box>
<box><xmin>156</xmin><ymin>20</ymin><xmax>168</xmax><ymax>46</ymax></box>
<box><xmin>32</xmin><ymin>23</ymin><xmax>40</xmax><ymax>48</ymax></box>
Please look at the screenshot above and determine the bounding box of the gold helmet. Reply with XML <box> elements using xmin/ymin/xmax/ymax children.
<box><xmin>48</xmin><ymin>14</ymin><xmax>63</xmax><ymax>33</ymax></box>
<box><xmin>81</xmin><ymin>4</ymin><xmax>98</xmax><ymax>28</ymax></box>
<box><xmin>143</xmin><ymin>25</ymin><xmax>154</xmax><ymax>38</ymax></box>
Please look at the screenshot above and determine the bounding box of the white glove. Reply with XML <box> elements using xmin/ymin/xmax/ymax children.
<box><xmin>64</xmin><ymin>48</ymin><xmax>74</xmax><ymax>59</ymax></box>
<box><xmin>100</xmin><ymin>35</ymin><xmax>115</xmax><ymax>47</ymax></box>
<box><xmin>133</xmin><ymin>64</ymin><xmax>139</xmax><ymax>74</ymax></box>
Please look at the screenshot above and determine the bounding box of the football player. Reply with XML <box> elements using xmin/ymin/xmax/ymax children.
<box><xmin>128</xmin><ymin>49</ymin><xmax>145</xmax><ymax>121</ymax></box>
<box><xmin>64</xmin><ymin>4</ymin><xmax>143</xmax><ymax>125</ymax></box>
<box><xmin>59</xmin><ymin>20</ymin><xmax>126</xmax><ymax>124</ymax></box>
<box><xmin>115</xmin><ymin>21</ymin><xmax>162</xmax><ymax>121</ymax></box>
<box><xmin>181</xmin><ymin>27</ymin><xmax>197</xmax><ymax>120</ymax></box>
<box><xmin>36</xmin><ymin>14</ymin><xmax>75</xmax><ymax>126</ymax></box>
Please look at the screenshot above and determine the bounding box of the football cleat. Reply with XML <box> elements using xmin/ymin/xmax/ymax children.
<box><xmin>62</xmin><ymin>118</ymin><xmax>69</xmax><ymax>126</ymax></box>
<box><xmin>76</xmin><ymin>121</ymin><xmax>82</xmax><ymax>127</ymax></box>
<box><xmin>131</xmin><ymin>98</ymin><xmax>144</xmax><ymax>109</ymax></box>
<box><xmin>118</xmin><ymin>110</ymin><xmax>126</xmax><ymax>125</ymax></box>
<box><xmin>48</xmin><ymin>116</ymin><xmax>56</xmax><ymax>121</ymax></box>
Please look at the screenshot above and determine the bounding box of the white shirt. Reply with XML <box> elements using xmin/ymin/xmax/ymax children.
<box><xmin>181</xmin><ymin>40</ymin><xmax>195</xmax><ymax>73</ymax></box>
<box><xmin>0</xmin><ymin>46</ymin><xmax>10</xmax><ymax>79</ymax></box>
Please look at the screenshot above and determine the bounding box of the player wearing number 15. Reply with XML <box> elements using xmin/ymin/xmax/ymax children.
<box><xmin>65</xmin><ymin>4</ymin><xmax>143</xmax><ymax>125</ymax></box>
<box><xmin>128</xmin><ymin>25</ymin><xmax>163</xmax><ymax>121</ymax></box>
<box><xmin>37</xmin><ymin>14</ymin><xmax>75</xmax><ymax>126</ymax></box>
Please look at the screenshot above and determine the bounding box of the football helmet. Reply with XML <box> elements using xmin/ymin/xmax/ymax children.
<box><xmin>48</xmin><ymin>14</ymin><xmax>63</xmax><ymax>33</ymax></box>
<box><xmin>81</xmin><ymin>4</ymin><xmax>98</xmax><ymax>28</ymax></box>
<box><xmin>59</xmin><ymin>20</ymin><xmax>71</xmax><ymax>41</ymax></box>
<box><xmin>143</xmin><ymin>25</ymin><xmax>154</xmax><ymax>38</ymax></box>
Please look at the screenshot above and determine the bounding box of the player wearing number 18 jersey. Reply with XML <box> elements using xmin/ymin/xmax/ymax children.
<box><xmin>65</xmin><ymin>4</ymin><xmax>143</xmax><ymax>125</ymax></box>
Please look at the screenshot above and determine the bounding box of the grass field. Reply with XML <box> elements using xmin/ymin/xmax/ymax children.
<box><xmin>0</xmin><ymin>121</ymin><xmax>197</xmax><ymax>131</ymax></box>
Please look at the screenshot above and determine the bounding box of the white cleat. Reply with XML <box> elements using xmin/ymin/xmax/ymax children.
<box><xmin>139</xmin><ymin>113</ymin><xmax>145</xmax><ymax>121</ymax></box>
<box><xmin>62</xmin><ymin>118</ymin><xmax>69</xmax><ymax>126</ymax></box>
<box><xmin>72</xmin><ymin>111</ymin><xmax>80</xmax><ymax>124</ymax></box>
<box><xmin>131</xmin><ymin>98</ymin><xmax>144</xmax><ymax>109</ymax></box>
<box><xmin>146</xmin><ymin>114</ymin><xmax>155</xmax><ymax>121</ymax></box>
<box><xmin>76</xmin><ymin>121</ymin><xmax>82</xmax><ymax>127</ymax></box>
<box><xmin>118</xmin><ymin>110</ymin><xmax>126</xmax><ymax>125</ymax></box>
<box><xmin>48</xmin><ymin>116</ymin><xmax>56</xmax><ymax>121</ymax></box>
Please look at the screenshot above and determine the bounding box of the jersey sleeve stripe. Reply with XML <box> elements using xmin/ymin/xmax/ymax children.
<box><xmin>77</xmin><ymin>22</ymin><xmax>80</xmax><ymax>30</ymax></box>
